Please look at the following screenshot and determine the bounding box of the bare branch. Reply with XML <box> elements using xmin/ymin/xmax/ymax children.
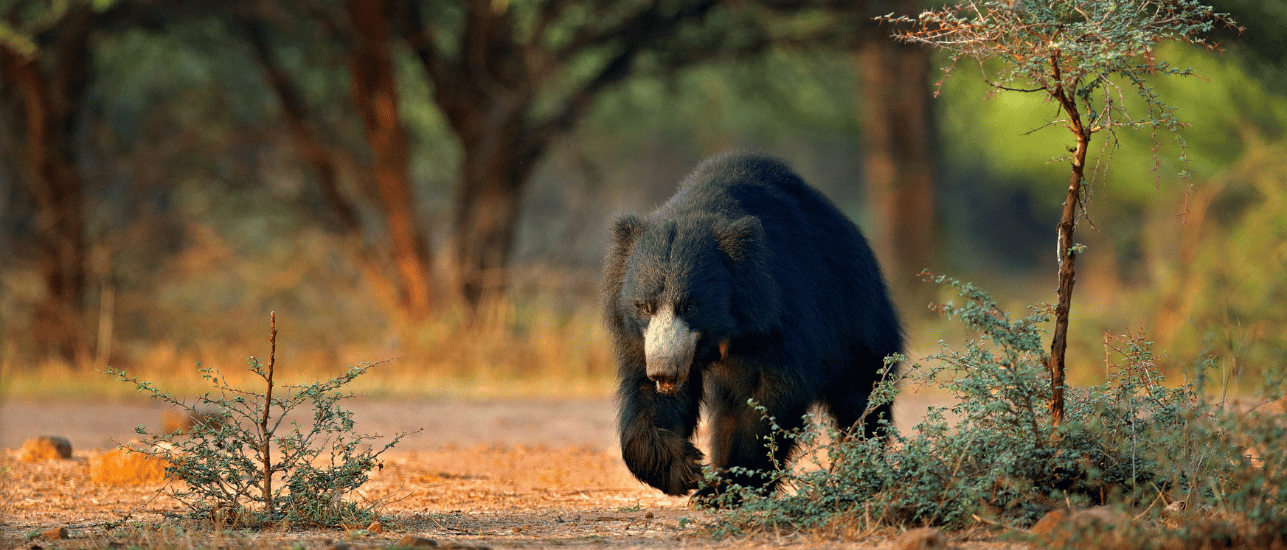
<box><xmin>531</xmin><ymin>0</ymin><xmax>719</xmax><ymax>151</ymax></box>
<box><xmin>397</xmin><ymin>0</ymin><xmax>455</xmax><ymax>102</ymax></box>
<box><xmin>236</xmin><ymin>16</ymin><xmax>363</xmax><ymax>235</ymax></box>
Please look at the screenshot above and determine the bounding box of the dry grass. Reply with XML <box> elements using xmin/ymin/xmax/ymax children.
<box><xmin>0</xmin><ymin>294</ymin><xmax>617</xmax><ymax>400</ymax></box>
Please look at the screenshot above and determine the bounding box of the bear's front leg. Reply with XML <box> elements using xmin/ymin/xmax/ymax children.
<box><xmin>618</xmin><ymin>370</ymin><xmax>704</xmax><ymax>496</ymax></box>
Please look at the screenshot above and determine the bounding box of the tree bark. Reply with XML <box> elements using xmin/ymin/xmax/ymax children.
<box><xmin>0</xmin><ymin>8</ymin><xmax>94</xmax><ymax>363</ymax></box>
<box><xmin>401</xmin><ymin>0</ymin><xmax>720</xmax><ymax>310</ymax></box>
<box><xmin>1048</xmin><ymin>56</ymin><xmax>1090</xmax><ymax>429</ymax></box>
<box><xmin>454</xmin><ymin>126</ymin><xmax>540</xmax><ymax>307</ymax></box>
<box><xmin>856</xmin><ymin>31</ymin><xmax>938</xmax><ymax>303</ymax></box>
<box><xmin>403</xmin><ymin>0</ymin><xmax>542</xmax><ymax>309</ymax></box>
<box><xmin>346</xmin><ymin>0</ymin><xmax>436</xmax><ymax>320</ymax></box>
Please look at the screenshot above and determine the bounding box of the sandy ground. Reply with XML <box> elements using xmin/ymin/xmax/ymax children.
<box><xmin>0</xmin><ymin>395</ymin><xmax>1020</xmax><ymax>550</ymax></box>
<box><xmin>0</xmin><ymin>395</ymin><xmax>951</xmax><ymax>452</ymax></box>
<box><xmin>0</xmin><ymin>397</ymin><xmax>626</xmax><ymax>453</ymax></box>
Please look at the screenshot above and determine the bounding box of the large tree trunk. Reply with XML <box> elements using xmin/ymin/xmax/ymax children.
<box><xmin>454</xmin><ymin>127</ymin><xmax>539</xmax><ymax>308</ymax></box>
<box><xmin>404</xmin><ymin>1</ymin><xmax>542</xmax><ymax>310</ymax></box>
<box><xmin>856</xmin><ymin>32</ymin><xmax>938</xmax><ymax>304</ymax></box>
<box><xmin>346</xmin><ymin>0</ymin><xmax>436</xmax><ymax>320</ymax></box>
<box><xmin>398</xmin><ymin>0</ymin><xmax>721</xmax><ymax>310</ymax></box>
<box><xmin>0</xmin><ymin>9</ymin><xmax>94</xmax><ymax>363</ymax></box>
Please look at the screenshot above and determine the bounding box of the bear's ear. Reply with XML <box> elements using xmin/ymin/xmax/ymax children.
<box><xmin>611</xmin><ymin>214</ymin><xmax>647</xmax><ymax>250</ymax></box>
<box><xmin>719</xmin><ymin>216</ymin><xmax>780</xmax><ymax>334</ymax></box>
<box><xmin>717</xmin><ymin>216</ymin><xmax>763</xmax><ymax>264</ymax></box>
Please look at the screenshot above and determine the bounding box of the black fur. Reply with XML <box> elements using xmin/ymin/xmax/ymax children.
<box><xmin>603</xmin><ymin>152</ymin><xmax>903</xmax><ymax>497</ymax></box>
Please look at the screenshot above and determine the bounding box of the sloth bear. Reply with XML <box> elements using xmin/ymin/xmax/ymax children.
<box><xmin>602</xmin><ymin>152</ymin><xmax>903</xmax><ymax>497</ymax></box>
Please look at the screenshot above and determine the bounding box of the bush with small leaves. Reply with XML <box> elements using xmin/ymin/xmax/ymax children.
<box><xmin>108</xmin><ymin>314</ymin><xmax>416</xmax><ymax>527</ymax></box>
<box><xmin>704</xmin><ymin>277</ymin><xmax>1287</xmax><ymax>544</ymax></box>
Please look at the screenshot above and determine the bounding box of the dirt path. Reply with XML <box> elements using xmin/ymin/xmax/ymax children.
<box><xmin>1</xmin><ymin>395</ymin><xmax>1015</xmax><ymax>549</ymax></box>
<box><xmin>0</xmin><ymin>395</ymin><xmax>954</xmax><ymax>452</ymax></box>
<box><xmin>0</xmin><ymin>397</ymin><xmax>626</xmax><ymax>452</ymax></box>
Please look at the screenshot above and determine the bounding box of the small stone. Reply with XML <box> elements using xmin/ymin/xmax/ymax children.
<box><xmin>1031</xmin><ymin>507</ymin><xmax>1131</xmax><ymax>548</ymax></box>
<box><xmin>89</xmin><ymin>448</ymin><xmax>168</xmax><ymax>485</ymax></box>
<box><xmin>394</xmin><ymin>535</ymin><xmax>439</xmax><ymax>547</ymax></box>
<box><xmin>40</xmin><ymin>527</ymin><xmax>69</xmax><ymax>540</ymax></box>
<box><xmin>897</xmin><ymin>527</ymin><xmax>947</xmax><ymax>550</ymax></box>
<box><xmin>17</xmin><ymin>436</ymin><xmax>72</xmax><ymax>462</ymax></box>
<box><xmin>162</xmin><ymin>408</ymin><xmax>223</xmax><ymax>435</ymax></box>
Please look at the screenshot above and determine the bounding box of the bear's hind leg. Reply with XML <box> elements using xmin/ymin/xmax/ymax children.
<box><xmin>825</xmin><ymin>376</ymin><xmax>893</xmax><ymax>440</ymax></box>
<box><xmin>702</xmin><ymin>378</ymin><xmax>810</xmax><ymax>497</ymax></box>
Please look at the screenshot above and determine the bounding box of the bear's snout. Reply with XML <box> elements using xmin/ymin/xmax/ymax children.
<box><xmin>643</xmin><ymin>306</ymin><xmax>699</xmax><ymax>394</ymax></box>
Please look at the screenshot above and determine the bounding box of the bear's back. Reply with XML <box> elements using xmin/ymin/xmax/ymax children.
<box><xmin>662</xmin><ymin>152</ymin><xmax>899</xmax><ymax>359</ymax></box>
<box><xmin>657</xmin><ymin>152</ymin><xmax>869</xmax><ymax>267</ymax></box>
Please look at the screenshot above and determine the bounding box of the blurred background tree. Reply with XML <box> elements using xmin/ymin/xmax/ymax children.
<box><xmin>0</xmin><ymin>0</ymin><xmax>235</xmax><ymax>363</ymax></box>
<box><xmin>0</xmin><ymin>0</ymin><xmax>1282</xmax><ymax>393</ymax></box>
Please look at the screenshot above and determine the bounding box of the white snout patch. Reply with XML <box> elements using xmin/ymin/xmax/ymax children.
<box><xmin>643</xmin><ymin>306</ymin><xmax>700</xmax><ymax>394</ymax></box>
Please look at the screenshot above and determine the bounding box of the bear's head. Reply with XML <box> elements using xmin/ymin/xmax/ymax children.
<box><xmin>610</xmin><ymin>213</ymin><xmax>778</xmax><ymax>394</ymax></box>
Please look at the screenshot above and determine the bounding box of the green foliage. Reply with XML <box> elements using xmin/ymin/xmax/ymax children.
<box><xmin>0</xmin><ymin>0</ymin><xmax>116</xmax><ymax>58</ymax></box>
<box><xmin>886</xmin><ymin>0</ymin><xmax>1244</xmax><ymax>219</ymax></box>
<box><xmin>108</xmin><ymin>344</ymin><xmax>415</xmax><ymax>527</ymax></box>
<box><xmin>884</xmin><ymin>0</ymin><xmax>1237</xmax><ymax>142</ymax></box>
<box><xmin>940</xmin><ymin>41</ymin><xmax>1287</xmax><ymax>209</ymax></box>
<box><xmin>882</xmin><ymin>0</ymin><xmax>1241</xmax><ymax>428</ymax></box>
<box><xmin>703</xmin><ymin>276</ymin><xmax>1287</xmax><ymax>540</ymax></box>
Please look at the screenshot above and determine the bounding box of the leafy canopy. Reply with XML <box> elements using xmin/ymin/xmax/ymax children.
<box><xmin>882</xmin><ymin>0</ymin><xmax>1240</xmax><ymax>176</ymax></box>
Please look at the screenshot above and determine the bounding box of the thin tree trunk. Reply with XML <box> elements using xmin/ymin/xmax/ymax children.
<box><xmin>347</xmin><ymin>0</ymin><xmax>436</xmax><ymax>320</ymax></box>
<box><xmin>260</xmin><ymin>312</ymin><xmax>277</xmax><ymax>515</ymax></box>
<box><xmin>1048</xmin><ymin>57</ymin><xmax>1090</xmax><ymax>428</ymax></box>
<box><xmin>856</xmin><ymin>32</ymin><xmax>938</xmax><ymax>301</ymax></box>
<box><xmin>0</xmin><ymin>10</ymin><xmax>93</xmax><ymax>362</ymax></box>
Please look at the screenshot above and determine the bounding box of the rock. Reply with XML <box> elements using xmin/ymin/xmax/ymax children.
<box><xmin>89</xmin><ymin>448</ymin><xmax>168</xmax><ymax>485</ymax></box>
<box><xmin>17</xmin><ymin>436</ymin><xmax>72</xmax><ymax>462</ymax></box>
<box><xmin>394</xmin><ymin>535</ymin><xmax>438</xmax><ymax>547</ymax></box>
<box><xmin>40</xmin><ymin>527</ymin><xmax>69</xmax><ymax>540</ymax></box>
<box><xmin>1030</xmin><ymin>507</ymin><xmax>1132</xmax><ymax>548</ymax></box>
<box><xmin>897</xmin><ymin>527</ymin><xmax>949</xmax><ymax>550</ymax></box>
<box><xmin>162</xmin><ymin>408</ymin><xmax>224</xmax><ymax>435</ymax></box>
<box><xmin>390</xmin><ymin>537</ymin><xmax>490</xmax><ymax>550</ymax></box>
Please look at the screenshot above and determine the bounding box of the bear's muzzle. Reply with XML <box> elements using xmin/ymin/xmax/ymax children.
<box><xmin>643</xmin><ymin>306</ymin><xmax>699</xmax><ymax>394</ymax></box>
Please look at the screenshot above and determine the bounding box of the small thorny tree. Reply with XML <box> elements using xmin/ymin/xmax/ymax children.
<box><xmin>879</xmin><ymin>0</ymin><xmax>1238</xmax><ymax>425</ymax></box>
<box><xmin>111</xmin><ymin>314</ymin><xmax>416</xmax><ymax>527</ymax></box>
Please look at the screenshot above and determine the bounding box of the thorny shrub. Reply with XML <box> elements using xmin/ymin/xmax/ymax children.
<box><xmin>702</xmin><ymin>275</ymin><xmax>1287</xmax><ymax>544</ymax></box>
<box><xmin>108</xmin><ymin>316</ymin><xmax>415</xmax><ymax>528</ymax></box>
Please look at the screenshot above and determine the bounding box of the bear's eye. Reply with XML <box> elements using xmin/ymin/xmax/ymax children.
<box><xmin>677</xmin><ymin>301</ymin><xmax>696</xmax><ymax>316</ymax></box>
<box><xmin>637</xmin><ymin>302</ymin><xmax>655</xmax><ymax>316</ymax></box>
